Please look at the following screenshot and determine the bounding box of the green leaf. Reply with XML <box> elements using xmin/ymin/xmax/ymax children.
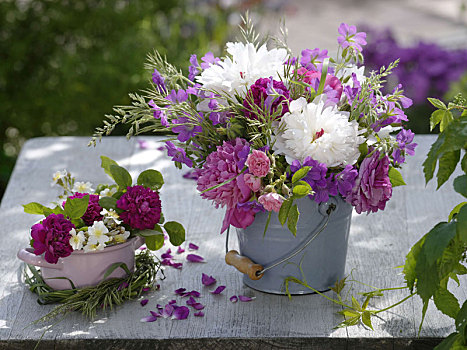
<box><xmin>428</xmin><ymin>98</ymin><xmax>447</xmax><ymax>110</ymax></box>
<box><xmin>23</xmin><ymin>202</ymin><xmax>49</xmax><ymax>215</ymax></box>
<box><xmin>164</xmin><ymin>221</ymin><xmax>185</xmax><ymax>246</ymax></box>
<box><xmin>434</xmin><ymin>332</ymin><xmax>461</xmax><ymax>350</ymax></box>
<box><xmin>338</xmin><ymin>309</ymin><xmax>360</xmax><ymax>318</ymax></box>
<box><xmin>430</xmin><ymin>109</ymin><xmax>444</xmax><ymax>131</ymax></box>
<box><xmin>138</xmin><ymin>229</ymin><xmax>162</xmax><ymax>237</ymax></box>
<box><xmin>292</xmin><ymin>166</ymin><xmax>311</xmax><ymax>184</ymax></box>
<box><xmin>351</xmin><ymin>296</ymin><xmax>362</xmax><ymax>312</ymax></box>
<box><xmin>278</xmin><ymin>198</ymin><xmax>293</xmax><ymax>226</ymax></box>
<box><xmin>100</xmin><ymin>156</ymin><xmax>119</xmax><ymax>180</ymax></box>
<box><xmin>102</xmin><ymin>262</ymin><xmax>130</xmax><ymax>280</ymax></box>
<box><xmin>455</xmin><ymin>299</ymin><xmax>467</xmax><ymax>343</ymax></box>
<box><xmin>64</xmin><ymin>195</ymin><xmax>90</xmax><ymax>220</ymax></box>
<box><xmin>454</xmin><ymin>175</ymin><xmax>467</xmax><ymax>198</ymax></box>
<box><xmin>137</xmin><ymin>169</ymin><xmax>164</xmax><ymax>190</ymax></box>
<box><xmin>316</xmin><ymin>58</ymin><xmax>330</xmax><ymax>96</ymax></box>
<box><xmin>434</xmin><ymin>287</ymin><xmax>460</xmax><ymax>319</ymax></box>
<box><xmin>403</xmin><ymin>236</ymin><xmax>424</xmax><ymax>291</ymax></box>
<box><xmin>361</xmin><ymin>311</ymin><xmax>374</xmax><ymax>330</ymax></box>
<box><xmin>457</xmin><ymin>205</ymin><xmax>467</xmax><ymax>242</ymax></box>
<box><xmin>449</xmin><ymin>202</ymin><xmax>467</xmax><ymax>221</ymax></box>
<box><xmin>388</xmin><ymin>167</ymin><xmax>406</xmax><ymax>187</ymax></box>
<box><xmin>438</xmin><ymin>116</ymin><xmax>467</xmax><ymax>154</ymax></box>
<box><xmin>440</xmin><ymin>110</ymin><xmax>454</xmax><ymax>132</ymax></box>
<box><xmin>144</xmin><ymin>234</ymin><xmax>165</xmax><ymax>251</ymax></box>
<box><xmin>99</xmin><ymin>196</ymin><xmax>117</xmax><ymax>210</ymax></box>
<box><xmin>263</xmin><ymin>211</ymin><xmax>272</xmax><ymax>237</ymax></box>
<box><xmin>109</xmin><ymin>164</ymin><xmax>132</xmax><ymax>190</ymax></box>
<box><xmin>293</xmin><ymin>185</ymin><xmax>311</xmax><ymax>198</ymax></box>
<box><xmin>287</xmin><ymin>204</ymin><xmax>299</xmax><ymax>236</ymax></box>
<box><xmin>461</xmin><ymin>153</ymin><xmax>467</xmax><ymax>174</ymax></box>
<box><xmin>422</xmin><ymin>132</ymin><xmax>446</xmax><ymax>184</ymax></box>
<box><xmin>436</xmin><ymin>150</ymin><xmax>461</xmax><ymax>189</ymax></box>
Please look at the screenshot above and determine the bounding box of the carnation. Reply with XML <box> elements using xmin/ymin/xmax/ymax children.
<box><xmin>116</xmin><ymin>186</ymin><xmax>162</xmax><ymax>230</ymax></box>
<box><xmin>64</xmin><ymin>193</ymin><xmax>102</xmax><ymax>226</ymax></box>
<box><xmin>346</xmin><ymin>151</ymin><xmax>392</xmax><ymax>214</ymax></box>
<box><xmin>31</xmin><ymin>214</ymin><xmax>75</xmax><ymax>264</ymax></box>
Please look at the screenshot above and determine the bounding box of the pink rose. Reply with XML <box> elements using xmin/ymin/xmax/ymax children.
<box><xmin>258</xmin><ymin>193</ymin><xmax>283</xmax><ymax>212</ymax></box>
<box><xmin>245</xmin><ymin>150</ymin><xmax>270</xmax><ymax>178</ymax></box>
<box><xmin>244</xmin><ymin>173</ymin><xmax>262</xmax><ymax>192</ymax></box>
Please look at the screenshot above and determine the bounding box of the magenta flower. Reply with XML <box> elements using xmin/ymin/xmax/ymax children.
<box><xmin>246</xmin><ymin>150</ymin><xmax>270</xmax><ymax>177</ymax></box>
<box><xmin>221</xmin><ymin>205</ymin><xmax>256</xmax><ymax>233</ymax></box>
<box><xmin>63</xmin><ymin>193</ymin><xmax>102</xmax><ymax>226</ymax></box>
<box><xmin>31</xmin><ymin>214</ymin><xmax>74</xmax><ymax>264</ymax></box>
<box><xmin>116</xmin><ymin>185</ymin><xmax>161</xmax><ymax>230</ymax></box>
<box><xmin>337</xmin><ymin>23</ymin><xmax>367</xmax><ymax>53</ymax></box>
<box><xmin>258</xmin><ymin>193</ymin><xmax>283</xmax><ymax>212</ymax></box>
<box><xmin>173</xmin><ymin>306</ymin><xmax>190</xmax><ymax>320</ymax></box>
<box><xmin>346</xmin><ymin>151</ymin><xmax>392</xmax><ymax>214</ymax></box>
<box><xmin>244</xmin><ymin>174</ymin><xmax>262</xmax><ymax>192</ymax></box>
<box><xmin>296</xmin><ymin>67</ymin><xmax>343</xmax><ymax>105</ymax></box>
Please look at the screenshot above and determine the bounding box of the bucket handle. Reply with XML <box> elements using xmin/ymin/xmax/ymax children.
<box><xmin>17</xmin><ymin>248</ymin><xmax>64</xmax><ymax>270</ymax></box>
<box><xmin>225</xmin><ymin>200</ymin><xmax>337</xmax><ymax>280</ymax></box>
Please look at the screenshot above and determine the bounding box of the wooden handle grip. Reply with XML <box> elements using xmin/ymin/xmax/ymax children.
<box><xmin>225</xmin><ymin>250</ymin><xmax>263</xmax><ymax>280</ymax></box>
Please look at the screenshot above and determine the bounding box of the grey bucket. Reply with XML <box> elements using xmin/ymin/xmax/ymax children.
<box><xmin>235</xmin><ymin>196</ymin><xmax>352</xmax><ymax>294</ymax></box>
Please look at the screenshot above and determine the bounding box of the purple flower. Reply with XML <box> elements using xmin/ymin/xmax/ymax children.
<box><xmin>166</xmin><ymin>89</ymin><xmax>188</xmax><ymax>103</ymax></box>
<box><xmin>152</xmin><ymin>68</ymin><xmax>167</xmax><ymax>93</ymax></box>
<box><xmin>188</xmin><ymin>54</ymin><xmax>200</xmax><ymax>81</ymax></box>
<box><xmin>200</xmin><ymin>52</ymin><xmax>220</xmax><ymax>69</ymax></box>
<box><xmin>346</xmin><ymin>150</ymin><xmax>392</xmax><ymax>214</ymax></box>
<box><xmin>142</xmin><ymin>287</ymin><xmax>151</xmax><ymax>292</ymax></box>
<box><xmin>202</xmin><ymin>273</ymin><xmax>216</xmax><ymax>286</ymax></box>
<box><xmin>296</xmin><ymin>67</ymin><xmax>343</xmax><ymax>105</ymax></box>
<box><xmin>210</xmin><ymin>286</ymin><xmax>226</xmax><ymax>295</ymax></box>
<box><xmin>165</xmin><ymin>141</ymin><xmax>193</xmax><ymax>168</ymax></box>
<box><xmin>116</xmin><ymin>186</ymin><xmax>161</xmax><ymax>230</ymax></box>
<box><xmin>335</xmin><ymin>165</ymin><xmax>358</xmax><ymax>198</ymax></box>
<box><xmin>337</xmin><ymin>23</ymin><xmax>367</xmax><ymax>52</ymax></box>
<box><xmin>187</xmin><ymin>254</ymin><xmax>204</xmax><ymax>263</ymax></box>
<box><xmin>236</xmin><ymin>200</ymin><xmax>265</xmax><ymax>213</ymax></box>
<box><xmin>63</xmin><ymin>193</ymin><xmax>102</xmax><ymax>226</ymax></box>
<box><xmin>31</xmin><ymin>214</ymin><xmax>74</xmax><ymax>264</ymax></box>
<box><xmin>243</xmin><ymin>77</ymin><xmax>290</xmax><ymax>120</ymax></box>
<box><xmin>300</xmin><ymin>48</ymin><xmax>329</xmax><ymax>70</ymax></box>
<box><xmin>148</xmin><ymin>100</ymin><xmax>169</xmax><ymax>127</ymax></box>
<box><xmin>392</xmin><ymin>129</ymin><xmax>417</xmax><ymax>165</ymax></box>
<box><xmin>188</xmin><ymin>243</ymin><xmax>199</xmax><ymax>250</ymax></box>
<box><xmin>171</xmin><ymin>117</ymin><xmax>203</xmax><ymax>142</ymax></box>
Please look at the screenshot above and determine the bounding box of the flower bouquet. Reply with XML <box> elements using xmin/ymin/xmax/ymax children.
<box><xmin>93</xmin><ymin>16</ymin><xmax>416</xmax><ymax>292</ymax></box>
<box><xmin>18</xmin><ymin>156</ymin><xmax>185</xmax><ymax>290</ymax></box>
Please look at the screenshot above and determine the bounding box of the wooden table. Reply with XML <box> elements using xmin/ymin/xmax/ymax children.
<box><xmin>0</xmin><ymin>135</ymin><xmax>464</xmax><ymax>349</ymax></box>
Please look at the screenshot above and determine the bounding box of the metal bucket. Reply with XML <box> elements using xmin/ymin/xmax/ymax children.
<box><xmin>235</xmin><ymin>196</ymin><xmax>352</xmax><ymax>294</ymax></box>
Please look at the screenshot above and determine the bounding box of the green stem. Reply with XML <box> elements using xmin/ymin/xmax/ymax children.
<box><xmin>200</xmin><ymin>167</ymin><xmax>247</xmax><ymax>194</ymax></box>
<box><xmin>373</xmin><ymin>293</ymin><xmax>416</xmax><ymax>315</ymax></box>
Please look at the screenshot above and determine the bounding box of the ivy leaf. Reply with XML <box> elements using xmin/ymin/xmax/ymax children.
<box><xmin>287</xmin><ymin>204</ymin><xmax>299</xmax><ymax>236</ymax></box>
<box><xmin>109</xmin><ymin>164</ymin><xmax>132</xmax><ymax>190</ymax></box>
<box><xmin>388</xmin><ymin>167</ymin><xmax>406</xmax><ymax>187</ymax></box>
<box><xmin>291</xmin><ymin>166</ymin><xmax>311</xmax><ymax>184</ymax></box>
<box><xmin>144</xmin><ymin>234</ymin><xmax>165</xmax><ymax>251</ymax></box>
<box><xmin>457</xmin><ymin>205</ymin><xmax>467</xmax><ymax>242</ymax></box>
<box><xmin>430</xmin><ymin>109</ymin><xmax>444</xmax><ymax>131</ymax></box>
<box><xmin>422</xmin><ymin>132</ymin><xmax>446</xmax><ymax>184</ymax></box>
<box><xmin>278</xmin><ymin>198</ymin><xmax>293</xmax><ymax>226</ymax></box>
<box><xmin>164</xmin><ymin>221</ymin><xmax>185</xmax><ymax>246</ymax></box>
<box><xmin>448</xmin><ymin>202</ymin><xmax>466</xmax><ymax>222</ymax></box>
<box><xmin>428</xmin><ymin>98</ymin><xmax>447</xmax><ymax>110</ymax></box>
<box><xmin>23</xmin><ymin>202</ymin><xmax>49</xmax><ymax>215</ymax></box>
<box><xmin>454</xmin><ymin>175</ymin><xmax>467</xmax><ymax>198</ymax></box>
<box><xmin>64</xmin><ymin>195</ymin><xmax>89</xmax><ymax>220</ymax></box>
<box><xmin>99</xmin><ymin>196</ymin><xmax>117</xmax><ymax>210</ymax></box>
<box><xmin>100</xmin><ymin>156</ymin><xmax>119</xmax><ymax>180</ymax></box>
<box><xmin>436</xmin><ymin>150</ymin><xmax>460</xmax><ymax>189</ymax></box>
<box><xmin>361</xmin><ymin>311</ymin><xmax>374</xmax><ymax>330</ymax></box>
<box><xmin>434</xmin><ymin>287</ymin><xmax>460</xmax><ymax>319</ymax></box>
<box><xmin>137</xmin><ymin>169</ymin><xmax>164</xmax><ymax>190</ymax></box>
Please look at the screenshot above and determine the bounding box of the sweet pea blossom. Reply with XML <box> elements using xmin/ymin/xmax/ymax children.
<box><xmin>165</xmin><ymin>141</ymin><xmax>193</xmax><ymax>168</ymax></box>
<box><xmin>258</xmin><ymin>193</ymin><xmax>284</xmax><ymax>212</ymax></box>
<box><xmin>245</xmin><ymin>150</ymin><xmax>270</xmax><ymax>177</ymax></box>
<box><xmin>337</xmin><ymin>23</ymin><xmax>367</xmax><ymax>52</ymax></box>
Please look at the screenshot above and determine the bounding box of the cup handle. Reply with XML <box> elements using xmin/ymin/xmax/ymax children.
<box><xmin>133</xmin><ymin>236</ymin><xmax>145</xmax><ymax>250</ymax></box>
<box><xmin>17</xmin><ymin>248</ymin><xmax>63</xmax><ymax>270</ymax></box>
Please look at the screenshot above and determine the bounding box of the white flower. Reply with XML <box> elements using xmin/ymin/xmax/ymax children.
<box><xmin>83</xmin><ymin>242</ymin><xmax>105</xmax><ymax>253</ymax></box>
<box><xmin>101</xmin><ymin>208</ymin><xmax>121</xmax><ymax>225</ymax></box>
<box><xmin>100</xmin><ymin>187</ymin><xmax>117</xmax><ymax>197</ymax></box>
<box><xmin>52</xmin><ymin>170</ymin><xmax>67</xmax><ymax>185</ymax></box>
<box><xmin>73</xmin><ymin>181</ymin><xmax>94</xmax><ymax>193</ymax></box>
<box><xmin>196</xmin><ymin>42</ymin><xmax>288</xmax><ymax>97</ymax></box>
<box><xmin>113</xmin><ymin>230</ymin><xmax>130</xmax><ymax>243</ymax></box>
<box><xmin>273</xmin><ymin>97</ymin><xmax>365</xmax><ymax>167</ymax></box>
<box><xmin>69</xmin><ymin>228</ymin><xmax>85</xmax><ymax>250</ymax></box>
<box><xmin>87</xmin><ymin>221</ymin><xmax>110</xmax><ymax>246</ymax></box>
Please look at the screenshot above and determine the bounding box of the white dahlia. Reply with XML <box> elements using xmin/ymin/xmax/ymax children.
<box><xmin>273</xmin><ymin>97</ymin><xmax>364</xmax><ymax>167</ymax></box>
<box><xmin>196</xmin><ymin>42</ymin><xmax>288</xmax><ymax>97</ymax></box>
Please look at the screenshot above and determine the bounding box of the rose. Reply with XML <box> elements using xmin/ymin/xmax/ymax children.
<box><xmin>244</xmin><ymin>173</ymin><xmax>262</xmax><ymax>192</ymax></box>
<box><xmin>258</xmin><ymin>193</ymin><xmax>284</xmax><ymax>212</ymax></box>
<box><xmin>245</xmin><ymin>150</ymin><xmax>270</xmax><ymax>178</ymax></box>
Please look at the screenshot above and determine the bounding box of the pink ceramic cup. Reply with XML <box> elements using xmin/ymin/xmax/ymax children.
<box><xmin>17</xmin><ymin>236</ymin><xmax>145</xmax><ymax>290</ymax></box>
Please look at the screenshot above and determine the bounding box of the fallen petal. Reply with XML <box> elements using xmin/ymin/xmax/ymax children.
<box><xmin>161</xmin><ymin>252</ymin><xmax>173</xmax><ymax>259</ymax></box>
<box><xmin>188</xmin><ymin>243</ymin><xmax>199</xmax><ymax>250</ymax></box>
<box><xmin>172</xmin><ymin>306</ymin><xmax>190</xmax><ymax>320</ymax></box>
<box><xmin>194</xmin><ymin>311</ymin><xmax>204</xmax><ymax>317</ymax></box>
<box><xmin>168</xmin><ymin>299</ymin><xmax>177</xmax><ymax>305</ymax></box>
<box><xmin>211</xmin><ymin>286</ymin><xmax>226</xmax><ymax>295</ymax></box>
<box><xmin>140</xmin><ymin>299</ymin><xmax>149</xmax><ymax>307</ymax></box>
<box><xmin>140</xmin><ymin>315</ymin><xmax>158</xmax><ymax>322</ymax></box>
<box><xmin>189</xmin><ymin>290</ymin><xmax>201</xmax><ymax>298</ymax></box>
<box><xmin>161</xmin><ymin>259</ymin><xmax>172</xmax><ymax>266</ymax></box>
<box><xmin>193</xmin><ymin>303</ymin><xmax>205</xmax><ymax>310</ymax></box>
<box><xmin>229</xmin><ymin>295</ymin><xmax>238</xmax><ymax>303</ymax></box>
<box><xmin>171</xmin><ymin>262</ymin><xmax>183</xmax><ymax>269</ymax></box>
<box><xmin>150</xmin><ymin>310</ymin><xmax>161</xmax><ymax>317</ymax></box>
<box><xmin>239</xmin><ymin>295</ymin><xmax>256</xmax><ymax>302</ymax></box>
<box><xmin>175</xmin><ymin>288</ymin><xmax>186</xmax><ymax>295</ymax></box>
<box><xmin>176</xmin><ymin>246</ymin><xmax>185</xmax><ymax>254</ymax></box>
<box><xmin>186</xmin><ymin>297</ymin><xmax>197</xmax><ymax>306</ymax></box>
<box><xmin>142</xmin><ymin>287</ymin><xmax>151</xmax><ymax>292</ymax></box>
<box><xmin>156</xmin><ymin>304</ymin><xmax>163</xmax><ymax>311</ymax></box>
<box><xmin>139</xmin><ymin>246</ymin><xmax>147</xmax><ymax>251</ymax></box>
<box><xmin>201</xmin><ymin>273</ymin><xmax>216</xmax><ymax>286</ymax></box>
<box><xmin>187</xmin><ymin>254</ymin><xmax>204</xmax><ymax>263</ymax></box>
<box><xmin>161</xmin><ymin>304</ymin><xmax>174</xmax><ymax>318</ymax></box>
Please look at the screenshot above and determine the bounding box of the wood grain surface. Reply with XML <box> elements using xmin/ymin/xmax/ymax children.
<box><xmin>0</xmin><ymin>135</ymin><xmax>464</xmax><ymax>349</ymax></box>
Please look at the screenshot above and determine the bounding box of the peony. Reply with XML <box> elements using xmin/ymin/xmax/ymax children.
<box><xmin>31</xmin><ymin>214</ymin><xmax>75</xmax><ymax>264</ymax></box>
<box><xmin>346</xmin><ymin>151</ymin><xmax>392</xmax><ymax>214</ymax></box>
<box><xmin>116</xmin><ymin>186</ymin><xmax>162</xmax><ymax>230</ymax></box>
<box><xmin>258</xmin><ymin>193</ymin><xmax>284</xmax><ymax>212</ymax></box>
<box><xmin>273</xmin><ymin>97</ymin><xmax>364</xmax><ymax>167</ymax></box>
<box><xmin>64</xmin><ymin>193</ymin><xmax>102</xmax><ymax>226</ymax></box>
<box><xmin>245</xmin><ymin>150</ymin><xmax>270</xmax><ymax>177</ymax></box>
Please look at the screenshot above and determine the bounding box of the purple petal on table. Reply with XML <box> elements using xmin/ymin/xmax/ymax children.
<box><xmin>142</xmin><ymin>287</ymin><xmax>151</xmax><ymax>292</ymax></box>
<box><xmin>171</xmin><ymin>262</ymin><xmax>183</xmax><ymax>269</ymax></box>
<box><xmin>140</xmin><ymin>314</ymin><xmax>158</xmax><ymax>322</ymax></box>
<box><xmin>156</xmin><ymin>304</ymin><xmax>163</xmax><ymax>311</ymax></box>
<box><xmin>150</xmin><ymin>310</ymin><xmax>161</xmax><ymax>317</ymax></box>
<box><xmin>168</xmin><ymin>299</ymin><xmax>177</xmax><ymax>305</ymax></box>
<box><xmin>239</xmin><ymin>295</ymin><xmax>256</xmax><ymax>302</ymax></box>
<box><xmin>137</xmin><ymin>140</ymin><xmax>149</xmax><ymax>149</ymax></box>
<box><xmin>161</xmin><ymin>258</ymin><xmax>172</xmax><ymax>266</ymax></box>
<box><xmin>194</xmin><ymin>311</ymin><xmax>204</xmax><ymax>317</ymax></box>
<box><xmin>139</xmin><ymin>246</ymin><xmax>147</xmax><ymax>251</ymax></box>
<box><xmin>175</xmin><ymin>288</ymin><xmax>186</xmax><ymax>295</ymax></box>
<box><xmin>172</xmin><ymin>306</ymin><xmax>190</xmax><ymax>320</ymax></box>
<box><xmin>193</xmin><ymin>303</ymin><xmax>205</xmax><ymax>310</ymax></box>
<box><xmin>186</xmin><ymin>296</ymin><xmax>197</xmax><ymax>306</ymax></box>
<box><xmin>189</xmin><ymin>290</ymin><xmax>201</xmax><ymax>298</ymax></box>
<box><xmin>140</xmin><ymin>299</ymin><xmax>149</xmax><ymax>307</ymax></box>
<box><xmin>210</xmin><ymin>286</ymin><xmax>226</xmax><ymax>295</ymax></box>
<box><xmin>161</xmin><ymin>304</ymin><xmax>174</xmax><ymax>318</ymax></box>
<box><xmin>188</xmin><ymin>243</ymin><xmax>199</xmax><ymax>250</ymax></box>
<box><xmin>201</xmin><ymin>273</ymin><xmax>216</xmax><ymax>286</ymax></box>
<box><xmin>187</xmin><ymin>254</ymin><xmax>204</xmax><ymax>263</ymax></box>
<box><xmin>229</xmin><ymin>295</ymin><xmax>238</xmax><ymax>303</ymax></box>
<box><xmin>155</xmin><ymin>284</ymin><xmax>161</xmax><ymax>290</ymax></box>
<box><xmin>161</xmin><ymin>250</ymin><xmax>173</xmax><ymax>259</ymax></box>
<box><xmin>117</xmin><ymin>282</ymin><xmax>129</xmax><ymax>291</ymax></box>
<box><xmin>176</xmin><ymin>246</ymin><xmax>185</xmax><ymax>254</ymax></box>
<box><xmin>164</xmin><ymin>234</ymin><xmax>168</xmax><ymax>240</ymax></box>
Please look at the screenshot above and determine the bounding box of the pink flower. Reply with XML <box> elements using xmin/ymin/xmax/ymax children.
<box><xmin>258</xmin><ymin>193</ymin><xmax>283</xmax><ymax>212</ymax></box>
<box><xmin>244</xmin><ymin>173</ymin><xmax>262</xmax><ymax>192</ymax></box>
<box><xmin>296</xmin><ymin>67</ymin><xmax>343</xmax><ymax>104</ymax></box>
<box><xmin>346</xmin><ymin>150</ymin><xmax>392</xmax><ymax>214</ymax></box>
<box><xmin>245</xmin><ymin>150</ymin><xmax>270</xmax><ymax>177</ymax></box>
<box><xmin>116</xmin><ymin>185</ymin><xmax>161</xmax><ymax>229</ymax></box>
<box><xmin>221</xmin><ymin>205</ymin><xmax>256</xmax><ymax>232</ymax></box>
